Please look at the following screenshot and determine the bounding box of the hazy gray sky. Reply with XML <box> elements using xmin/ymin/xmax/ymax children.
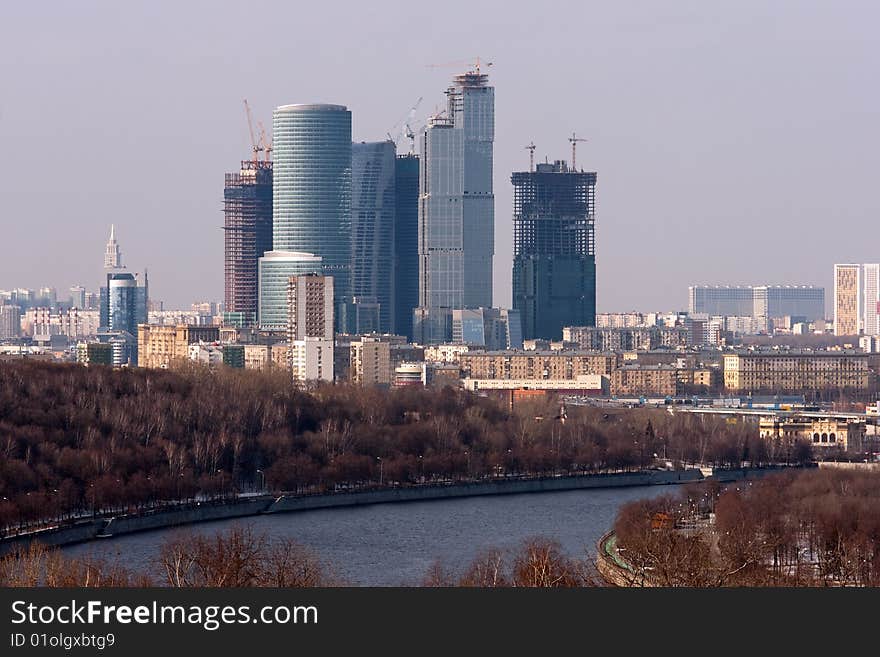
<box><xmin>2</xmin><ymin>1</ymin><xmax>878</xmax><ymax>311</ymax></box>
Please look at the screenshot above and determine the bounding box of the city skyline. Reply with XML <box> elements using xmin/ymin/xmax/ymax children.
<box><xmin>2</xmin><ymin>2</ymin><xmax>879</xmax><ymax>310</ymax></box>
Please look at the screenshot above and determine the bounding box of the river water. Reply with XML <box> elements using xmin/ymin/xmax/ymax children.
<box><xmin>63</xmin><ymin>485</ymin><xmax>671</xmax><ymax>585</ymax></box>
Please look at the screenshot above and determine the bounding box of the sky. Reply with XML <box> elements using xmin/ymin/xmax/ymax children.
<box><xmin>1</xmin><ymin>0</ymin><xmax>878</xmax><ymax>312</ymax></box>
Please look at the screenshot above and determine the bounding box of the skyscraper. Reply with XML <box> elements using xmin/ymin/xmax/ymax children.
<box><xmin>394</xmin><ymin>153</ymin><xmax>419</xmax><ymax>340</ymax></box>
<box><xmin>104</xmin><ymin>225</ymin><xmax>122</xmax><ymax>270</ymax></box>
<box><xmin>271</xmin><ymin>104</ymin><xmax>352</xmax><ymax>327</ymax></box>
<box><xmin>863</xmin><ymin>263</ymin><xmax>880</xmax><ymax>336</ymax></box>
<box><xmin>415</xmin><ymin>67</ymin><xmax>494</xmax><ymax>343</ymax></box>
<box><xmin>223</xmin><ymin>160</ymin><xmax>273</xmax><ymax>326</ymax></box>
<box><xmin>351</xmin><ymin>141</ymin><xmax>396</xmax><ymax>333</ymax></box>
<box><xmin>834</xmin><ymin>264</ymin><xmax>861</xmax><ymax>336</ymax></box>
<box><xmin>100</xmin><ymin>272</ymin><xmax>148</xmax><ymax>336</ymax></box>
<box><xmin>512</xmin><ymin>159</ymin><xmax>597</xmax><ymax>340</ymax></box>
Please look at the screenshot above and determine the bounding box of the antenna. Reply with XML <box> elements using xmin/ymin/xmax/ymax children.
<box><xmin>525</xmin><ymin>142</ymin><xmax>536</xmax><ymax>172</ymax></box>
<box><xmin>568</xmin><ymin>132</ymin><xmax>588</xmax><ymax>171</ymax></box>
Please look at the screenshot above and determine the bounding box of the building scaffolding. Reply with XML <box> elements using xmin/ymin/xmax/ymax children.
<box><xmin>223</xmin><ymin>160</ymin><xmax>273</xmax><ymax>324</ymax></box>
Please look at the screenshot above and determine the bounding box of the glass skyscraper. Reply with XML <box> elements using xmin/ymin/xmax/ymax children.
<box><xmin>394</xmin><ymin>154</ymin><xmax>419</xmax><ymax>340</ymax></box>
<box><xmin>351</xmin><ymin>141</ymin><xmax>396</xmax><ymax>333</ymax></box>
<box><xmin>257</xmin><ymin>251</ymin><xmax>323</xmax><ymax>331</ymax></box>
<box><xmin>271</xmin><ymin>104</ymin><xmax>352</xmax><ymax>327</ymax></box>
<box><xmin>99</xmin><ymin>272</ymin><xmax>147</xmax><ymax>336</ymax></box>
<box><xmin>415</xmin><ymin>69</ymin><xmax>494</xmax><ymax>343</ymax></box>
<box><xmin>512</xmin><ymin>160</ymin><xmax>597</xmax><ymax>340</ymax></box>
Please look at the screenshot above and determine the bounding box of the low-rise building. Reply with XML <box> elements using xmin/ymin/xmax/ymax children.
<box><xmin>137</xmin><ymin>324</ymin><xmax>221</xmax><ymax>368</ymax></box>
<box><xmin>459</xmin><ymin>351</ymin><xmax>619</xmax><ymax>380</ymax></box>
<box><xmin>289</xmin><ymin>337</ymin><xmax>333</xmax><ymax>383</ymax></box>
<box><xmin>759</xmin><ymin>415</ymin><xmax>866</xmax><ymax>451</ymax></box>
<box><xmin>723</xmin><ymin>351</ymin><xmax>869</xmax><ymax>393</ymax></box>
<box><xmin>463</xmin><ymin>374</ymin><xmax>608</xmax><ymax>395</ymax></box>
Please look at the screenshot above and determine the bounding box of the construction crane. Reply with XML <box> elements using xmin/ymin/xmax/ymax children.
<box><xmin>525</xmin><ymin>142</ymin><xmax>536</xmax><ymax>172</ymax></box>
<box><xmin>257</xmin><ymin>120</ymin><xmax>272</xmax><ymax>163</ymax></box>
<box><xmin>426</xmin><ymin>56</ymin><xmax>493</xmax><ymax>75</ymax></box>
<box><xmin>568</xmin><ymin>132</ymin><xmax>588</xmax><ymax>171</ymax></box>
<box><xmin>242</xmin><ymin>99</ymin><xmax>263</xmax><ymax>164</ymax></box>
<box><xmin>387</xmin><ymin>97</ymin><xmax>423</xmax><ymax>154</ymax></box>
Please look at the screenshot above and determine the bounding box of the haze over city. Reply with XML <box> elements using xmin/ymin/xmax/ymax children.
<box><xmin>2</xmin><ymin>0</ymin><xmax>878</xmax><ymax>310</ymax></box>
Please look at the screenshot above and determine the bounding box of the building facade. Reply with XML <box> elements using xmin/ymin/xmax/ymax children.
<box><xmin>0</xmin><ymin>305</ymin><xmax>20</xmax><ymax>339</ymax></box>
<box><xmin>350</xmin><ymin>336</ymin><xmax>392</xmax><ymax>385</ymax></box>
<box><xmin>272</xmin><ymin>103</ymin><xmax>352</xmax><ymax>325</ymax></box>
<box><xmin>459</xmin><ymin>351</ymin><xmax>619</xmax><ymax>380</ymax></box>
<box><xmin>864</xmin><ymin>263</ymin><xmax>880</xmax><ymax>336</ymax></box>
<box><xmin>287</xmin><ymin>274</ymin><xmax>334</xmax><ymax>341</ymax></box>
<box><xmin>394</xmin><ymin>154</ymin><xmax>419</xmax><ymax>340</ymax></box>
<box><xmin>351</xmin><ymin>141</ymin><xmax>396</xmax><ymax>334</ymax></box>
<box><xmin>610</xmin><ymin>364</ymin><xmax>678</xmax><ymax>397</ymax></box>
<box><xmin>512</xmin><ymin>160</ymin><xmax>597</xmax><ymax>340</ymax></box>
<box><xmin>100</xmin><ymin>272</ymin><xmax>148</xmax><ymax>337</ymax></box>
<box><xmin>137</xmin><ymin>324</ymin><xmax>221</xmax><ymax>368</ymax></box>
<box><xmin>257</xmin><ymin>251</ymin><xmax>323</xmax><ymax>331</ymax></box>
<box><xmin>415</xmin><ymin>68</ymin><xmax>494</xmax><ymax>343</ymax></box>
<box><xmin>689</xmin><ymin>285</ymin><xmax>824</xmax><ymax>322</ymax></box>
<box><xmin>289</xmin><ymin>338</ymin><xmax>334</xmax><ymax>383</ymax></box>
<box><xmin>223</xmin><ymin>160</ymin><xmax>273</xmax><ymax>326</ymax></box>
<box><xmin>723</xmin><ymin>352</ymin><xmax>869</xmax><ymax>392</ymax></box>
<box><xmin>834</xmin><ymin>264</ymin><xmax>861</xmax><ymax>336</ymax></box>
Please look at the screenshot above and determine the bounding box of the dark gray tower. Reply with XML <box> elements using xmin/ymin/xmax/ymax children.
<box><xmin>394</xmin><ymin>153</ymin><xmax>419</xmax><ymax>340</ymax></box>
<box><xmin>512</xmin><ymin>160</ymin><xmax>597</xmax><ymax>340</ymax></box>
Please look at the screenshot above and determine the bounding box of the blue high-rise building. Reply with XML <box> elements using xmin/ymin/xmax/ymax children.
<box><xmin>270</xmin><ymin>104</ymin><xmax>352</xmax><ymax>329</ymax></box>
<box><xmin>99</xmin><ymin>271</ymin><xmax>148</xmax><ymax>365</ymax></box>
<box><xmin>415</xmin><ymin>68</ymin><xmax>494</xmax><ymax>344</ymax></box>
<box><xmin>351</xmin><ymin>141</ymin><xmax>396</xmax><ymax>333</ymax></box>
<box><xmin>394</xmin><ymin>154</ymin><xmax>419</xmax><ymax>340</ymax></box>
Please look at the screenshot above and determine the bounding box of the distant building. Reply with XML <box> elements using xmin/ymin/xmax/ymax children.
<box><xmin>273</xmin><ymin>103</ymin><xmax>352</xmax><ymax>327</ymax></box>
<box><xmin>723</xmin><ymin>352</ymin><xmax>869</xmax><ymax>393</ymax></box>
<box><xmin>394</xmin><ymin>362</ymin><xmax>427</xmax><ymax>387</ymax></box>
<box><xmin>104</xmin><ymin>224</ymin><xmax>122</xmax><ymax>270</ymax></box>
<box><xmin>188</xmin><ymin>344</ymin><xmax>224</xmax><ymax>366</ymax></box>
<box><xmin>463</xmin><ymin>375</ymin><xmax>608</xmax><ymax>396</ymax></box>
<box><xmin>562</xmin><ymin>326</ymin><xmax>688</xmax><ymax>351</ymax></box>
<box><xmin>451</xmin><ymin>308</ymin><xmax>523</xmax><ymax>350</ymax></box>
<box><xmin>459</xmin><ymin>351</ymin><xmax>619</xmax><ymax>380</ymax></box>
<box><xmin>257</xmin><ymin>251</ymin><xmax>322</xmax><ymax>331</ymax></box>
<box><xmin>834</xmin><ymin>265</ymin><xmax>861</xmax><ymax>336</ymax></box>
<box><xmin>688</xmin><ymin>285</ymin><xmax>824</xmax><ymax>322</ymax></box>
<box><xmin>512</xmin><ymin>160</ymin><xmax>597</xmax><ymax>340</ymax></box>
<box><xmin>0</xmin><ymin>305</ymin><xmax>21</xmax><ymax>339</ymax></box>
<box><xmin>351</xmin><ymin>141</ymin><xmax>396</xmax><ymax>334</ymax></box>
<box><xmin>864</xmin><ymin>263</ymin><xmax>880</xmax><ymax>336</ymax></box>
<box><xmin>69</xmin><ymin>286</ymin><xmax>86</xmax><ymax>310</ymax></box>
<box><xmin>100</xmin><ymin>272</ymin><xmax>148</xmax><ymax>363</ymax></box>
<box><xmin>759</xmin><ymin>415</ymin><xmax>866</xmax><ymax>452</ymax></box>
<box><xmin>415</xmin><ymin>67</ymin><xmax>495</xmax><ymax>344</ymax></box>
<box><xmin>350</xmin><ymin>336</ymin><xmax>392</xmax><ymax>385</ymax></box>
<box><xmin>289</xmin><ymin>338</ymin><xmax>334</xmax><ymax>383</ymax></box>
<box><xmin>137</xmin><ymin>324</ymin><xmax>221</xmax><ymax>368</ymax></box>
<box><xmin>286</xmin><ymin>274</ymin><xmax>334</xmax><ymax>341</ymax></box>
<box><xmin>610</xmin><ymin>364</ymin><xmax>678</xmax><ymax>396</ymax></box>
<box><xmin>394</xmin><ymin>154</ymin><xmax>419</xmax><ymax>340</ymax></box>
<box><xmin>223</xmin><ymin>160</ymin><xmax>273</xmax><ymax>328</ymax></box>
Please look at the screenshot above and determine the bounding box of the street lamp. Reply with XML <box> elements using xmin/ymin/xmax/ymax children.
<box><xmin>377</xmin><ymin>457</ymin><xmax>383</xmax><ymax>486</ymax></box>
<box><xmin>256</xmin><ymin>469</ymin><xmax>266</xmax><ymax>492</ymax></box>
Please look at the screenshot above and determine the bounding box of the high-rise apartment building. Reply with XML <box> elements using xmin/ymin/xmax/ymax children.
<box><xmin>272</xmin><ymin>104</ymin><xmax>352</xmax><ymax>327</ymax></box>
<box><xmin>863</xmin><ymin>263</ymin><xmax>880</xmax><ymax>336</ymax></box>
<box><xmin>351</xmin><ymin>141</ymin><xmax>396</xmax><ymax>333</ymax></box>
<box><xmin>688</xmin><ymin>285</ymin><xmax>824</xmax><ymax>321</ymax></box>
<box><xmin>257</xmin><ymin>251</ymin><xmax>322</xmax><ymax>331</ymax></box>
<box><xmin>834</xmin><ymin>264</ymin><xmax>861</xmax><ymax>336</ymax></box>
<box><xmin>512</xmin><ymin>160</ymin><xmax>597</xmax><ymax>340</ymax></box>
<box><xmin>0</xmin><ymin>305</ymin><xmax>21</xmax><ymax>339</ymax></box>
<box><xmin>286</xmin><ymin>274</ymin><xmax>334</xmax><ymax>341</ymax></box>
<box><xmin>223</xmin><ymin>160</ymin><xmax>273</xmax><ymax>326</ymax></box>
<box><xmin>415</xmin><ymin>67</ymin><xmax>494</xmax><ymax>343</ymax></box>
<box><xmin>394</xmin><ymin>154</ymin><xmax>419</xmax><ymax>340</ymax></box>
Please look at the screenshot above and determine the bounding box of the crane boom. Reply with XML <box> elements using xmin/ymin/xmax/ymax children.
<box><xmin>568</xmin><ymin>132</ymin><xmax>588</xmax><ymax>170</ymax></box>
<box><xmin>243</xmin><ymin>99</ymin><xmax>261</xmax><ymax>163</ymax></box>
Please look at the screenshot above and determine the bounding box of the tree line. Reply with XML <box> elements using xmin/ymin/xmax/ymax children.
<box><xmin>613</xmin><ymin>468</ymin><xmax>880</xmax><ymax>586</ymax></box>
<box><xmin>0</xmin><ymin>360</ymin><xmax>812</xmax><ymax>535</ymax></box>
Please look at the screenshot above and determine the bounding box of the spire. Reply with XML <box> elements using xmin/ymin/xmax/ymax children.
<box><xmin>104</xmin><ymin>224</ymin><xmax>122</xmax><ymax>270</ymax></box>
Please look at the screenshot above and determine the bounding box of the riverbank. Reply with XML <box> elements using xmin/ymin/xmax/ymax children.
<box><xmin>0</xmin><ymin>466</ymin><xmax>793</xmax><ymax>556</ymax></box>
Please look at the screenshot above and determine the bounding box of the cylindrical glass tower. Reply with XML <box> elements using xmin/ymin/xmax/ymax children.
<box><xmin>272</xmin><ymin>104</ymin><xmax>352</xmax><ymax>314</ymax></box>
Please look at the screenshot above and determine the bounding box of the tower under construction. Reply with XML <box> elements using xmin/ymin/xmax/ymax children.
<box><xmin>512</xmin><ymin>160</ymin><xmax>597</xmax><ymax>340</ymax></box>
<box><xmin>223</xmin><ymin>160</ymin><xmax>273</xmax><ymax>326</ymax></box>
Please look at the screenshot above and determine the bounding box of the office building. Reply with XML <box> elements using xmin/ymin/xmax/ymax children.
<box><xmin>257</xmin><ymin>251</ymin><xmax>322</xmax><ymax>331</ymax></box>
<box><xmin>834</xmin><ymin>265</ymin><xmax>861</xmax><ymax>336</ymax></box>
<box><xmin>864</xmin><ymin>263</ymin><xmax>880</xmax><ymax>336</ymax></box>
<box><xmin>688</xmin><ymin>285</ymin><xmax>824</xmax><ymax>321</ymax></box>
<box><xmin>100</xmin><ymin>272</ymin><xmax>148</xmax><ymax>337</ymax></box>
<box><xmin>351</xmin><ymin>141</ymin><xmax>395</xmax><ymax>333</ymax></box>
<box><xmin>415</xmin><ymin>66</ymin><xmax>494</xmax><ymax>343</ymax></box>
<box><xmin>272</xmin><ymin>103</ymin><xmax>352</xmax><ymax>325</ymax></box>
<box><xmin>0</xmin><ymin>305</ymin><xmax>21</xmax><ymax>339</ymax></box>
<box><xmin>512</xmin><ymin>159</ymin><xmax>597</xmax><ymax>340</ymax></box>
<box><xmin>451</xmin><ymin>307</ymin><xmax>523</xmax><ymax>350</ymax></box>
<box><xmin>69</xmin><ymin>286</ymin><xmax>86</xmax><ymax>310</ymax></box>
<box><xmin>723</xmin><ymin>352</ymin><xmax>868</xmax><ymax>392</ymax></box>
<box><xmin>394</xmin><ymin>154</ymin><xmax>419</xmax><ymax>340</ymax></box>
<box><xmin>287</xmin><ymin>274</ymin><xmax>334</xmax><ymax>341</ymax></box>
<box><xmin>224</xmin><ymin>160</ymin><xmax>273</xmax><ymax>326</ymax></box>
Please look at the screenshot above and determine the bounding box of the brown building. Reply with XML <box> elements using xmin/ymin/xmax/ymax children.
<box><xmin>723</xmin><ymin>352</ymin><xmax>869</xmax><ymax>393</ymax></box>
<box><xmin>610</xmin><ymin>364</ymin><xmax>678</xmax><ymax>396</ymax></box>
<box><xmin>137</xmin><ymin>324</ymin><xmax>220</xmax><ymax>369</ymax></box>
<box><xmin>459</xmin><ymin>351</ymin><xmax>619</xmax><ymax>380</ymax></box>
<box><xmin>350</xmin><ymin>337</ymin><xmax>392</xmax><ymax>385</ymax></box>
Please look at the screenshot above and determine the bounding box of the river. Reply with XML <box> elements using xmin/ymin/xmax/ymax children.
<box><xmin>62</xmin><ymin>485</ymin><xmax>671</xmax><ymax>585</ymax></box>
